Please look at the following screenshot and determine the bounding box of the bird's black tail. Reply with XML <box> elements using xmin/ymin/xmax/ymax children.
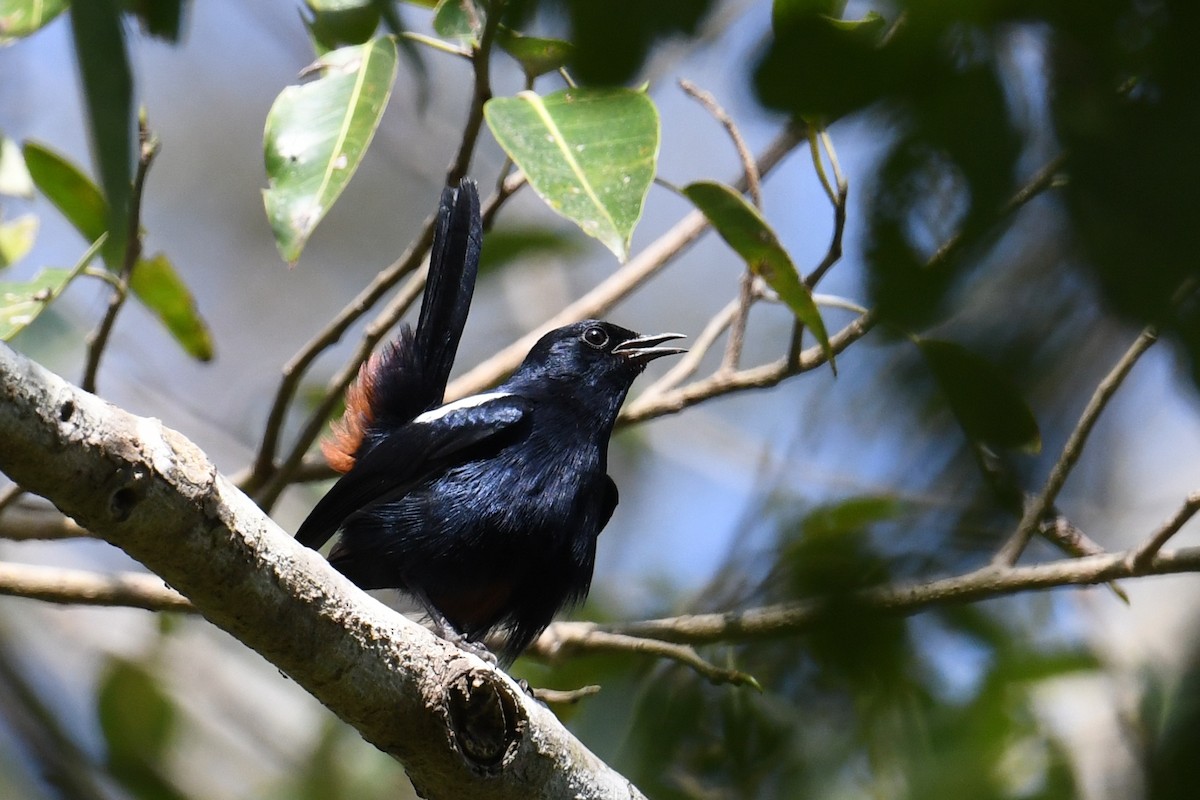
<box><xmin>322</xmin><ymin>179</ymin><xmax>482</xmax><ymax>473</ymax></box>
<box><xmin>412</xmin><ymin>179</ymin><xmax>482</xmax><ymax>407</ymax></box>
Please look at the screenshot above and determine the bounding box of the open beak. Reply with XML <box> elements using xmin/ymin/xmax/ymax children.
<box><xmin>613</xmin><ymin>332</ymin><xmax>688</xmax><ymax>363</ymax></box>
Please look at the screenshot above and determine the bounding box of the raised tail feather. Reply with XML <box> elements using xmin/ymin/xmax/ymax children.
<box><xmin>320</xmin><ymin>179</ymin><xmax>482</xmax><ymax>473</ymax></box>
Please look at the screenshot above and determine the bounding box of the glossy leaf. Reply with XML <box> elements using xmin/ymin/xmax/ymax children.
<box><xmin>684</xmin><ymin>180</ymin><xmax>834</xmax><ymax>368</ymax></box>
<box><xmin>484</xmin><ymin>87</ymin><xmax>658</xmax><ymax>261</ymax></box>
<box><xmin>0</xmin><ymin>0</ymin><xmax>69</xmax><ymax>42</ymax></box>
<box><xmin>129</xmin><ymin>252</ymin><xmax>215</xmax><ymax>361</ymax></box>
<box><xmin>0</xmin><ymin>134</ymin><xmax>33</xmax><ymax>197</ymax></box>
<box><xmin>917</xmin><ymin>338</ymin><xmax>1041</xmax><ymax>452</ymax></box>
<box><xmin>69</xmin><ymin>0</ymin><xmax>133</xmax><ymax>267</ymax></box>
<box><xmin>263</xmin><ymin>37</ymin><xmax>399</xmax><ymax>265</ymax></box>
<box><xmin>497</xmin><ymin>29</ymin><xmax>574</xmax><ymax>78</ymax></box>
<box><xmin>0</xmin><ymin>214</ymin><xmax>37</xmax><ymax>268</ymax></box>
<box><xmin>0</xmin><ymin>236</ymin><xmax>102</xmax><ymax>340</ymax></box>
<box><xmin>23</xmin><ymin>141</ymin><xmax>109</xmax><ymax>245</ymax></box>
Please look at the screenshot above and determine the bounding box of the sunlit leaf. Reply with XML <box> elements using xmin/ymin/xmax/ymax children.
<box><xmin>0</xmin><ymin>214</ymin><xmax>37</xmax><ymax>268</ymax></box>
<box><xmin>497</xmin><ymin>29</ymin><xmax>574</xmax><ymax>78</ymax></box>
<box><xmin>0</xmin><ymin>134</ymin><xmax>33</xmax><ymax>197</ymax></box>
<box><xmin>69</xmin><ymin>0</ymin><xmax>133</xmax><ymax>267</ymax></box>
<box><xmin>23</xmin><ymin>140</ymin><xmax>109</xmax><ymax>245</ymax></box>
<box><xmin>0</xmin><ymin>236</ymin><xmax>103</xmax><ymax>340</ymax></box>
<box><xmin>684</xmin><ymin>180</ymin><xmax>834</xmax><ymax>369</ymax></box>
<box><xmin>129</xmin><ymin>252</ymin><xmax>214</xmax><ymax>361</ymax></box>
<box><xmin>0</xmin><ymin>0</ymin><xmax>69</xmax><ymax>42</ymax></box>
<box><xmin>917</xmin><ymin>338</ymin><xmax>1041</xmax><ymax>452</ymax></box>
<box><xmin>484</xmin><ymin>87</ymin><xmax>658</xmax><ymax>261</ymax></box>
<box><xmin>263</xmin><ymin>37</ymin><xmax>399</xmax><ymax>265</ymax></box>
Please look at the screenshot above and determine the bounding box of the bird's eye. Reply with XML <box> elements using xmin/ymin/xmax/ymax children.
<box><xmin>582</xmin><ymin>326</ymin><xmax>610</xmax><ymax>349</ymax></box>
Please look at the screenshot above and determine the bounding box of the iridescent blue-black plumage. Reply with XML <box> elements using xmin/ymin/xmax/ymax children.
<box><xmin>296</xmin><ymin>180</ymin><xmax>684</xmax><ymax>662</ymax></box>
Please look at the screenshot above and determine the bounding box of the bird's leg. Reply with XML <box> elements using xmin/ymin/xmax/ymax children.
<box><xmin>419</xmin><ymin>600</ymin><xmax>499</xmax><ymax>665</ymax></box>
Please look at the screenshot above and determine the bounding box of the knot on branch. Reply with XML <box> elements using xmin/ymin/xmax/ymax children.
<box><xmin>444</xmin><ymin>668</ymin><xmax>525</xmax><ymax>773</ymax></box>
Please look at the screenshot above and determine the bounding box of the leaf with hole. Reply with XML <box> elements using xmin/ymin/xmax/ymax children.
<box><xmin>484</xmin><ymin>87</ymin><xmax>659</xmax><ymax>261</ymax></box>
<box><xmin>684</xmin><ymin>180</ymin><xmax>834</xmax><ymax>369</ymax></box>
<box><xmin>917</xmin><ymin>338</ymin><xmax>1041</xmax><ymax>452</ymax></box>
<box><xmin>263</xmin><ymin>37</ymin><xmax>398</xmax><ymax>265</ymax></box>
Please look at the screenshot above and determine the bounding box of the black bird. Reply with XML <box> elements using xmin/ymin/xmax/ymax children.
<box><xmin>296</xmin><ymin>179</ymin><xmax>685</xmax><ymax>662</ymax></box>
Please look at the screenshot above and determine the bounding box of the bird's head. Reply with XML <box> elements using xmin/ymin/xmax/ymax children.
<box><xmin>514</xmin><ymin>320</ymin><xmax>686</xmax><ymax>399</ymax></box>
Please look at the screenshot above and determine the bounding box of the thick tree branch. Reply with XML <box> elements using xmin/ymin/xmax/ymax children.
<box><xmin>0</xmin><ymin>342</ymin><xmax>644</xmax><ymax>800</ymax></box>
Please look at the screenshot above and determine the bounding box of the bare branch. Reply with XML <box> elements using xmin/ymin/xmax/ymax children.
<box><xmin>620</xmin><ymin>310</ymin><xmax>876</xmax><ymax>424</ymax></box>
<box><xmin>994</xmin><ymin>325</ymin><xmax>1159</xmax><ymax>566</ymax></box>
<box><xmin>82</xmin><ymin>120</ymin><xmax>159</xmax><ymax>394</ymax></box>
<box><xmin>0</xmin><ymin>561</ymin><xmax>192</xmax><ymax>612</ymax></box>
<box><xmin>1127</xmin><ymin>491</ymin><xmax>1200</xmax><ymax>573</ymax></box>
<box><xmin>561</xmin><ymin>541</ymin><xmax>1200</xmax><ymax>648</ymax></box>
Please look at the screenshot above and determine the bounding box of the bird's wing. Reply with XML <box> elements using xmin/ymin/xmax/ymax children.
<box><xmin>295</xmin><ymin>393</ymin><xmax>527</xmax><ymax>550</ymax></box>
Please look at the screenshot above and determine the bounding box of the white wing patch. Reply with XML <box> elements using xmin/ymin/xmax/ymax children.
<box><xmin>413</xmin><ymin>391</ymin><xmax>513</xmax><ymax>424</ymax></box>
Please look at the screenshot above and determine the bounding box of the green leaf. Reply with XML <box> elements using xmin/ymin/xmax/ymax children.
<box><xmin>305</xmin><ymin>0</ymin><xmax>382</xmax><ymax>54</ymax></box>
<box><xmin>916</xmin><ymin>338</ymin><xmax>1041</xmax><ymax>452</ymax></box>
<box><xmin>0</xmin><ymin>0</ymin><xmax>69</xmax><ymax>42</ymax></box>
<box><xmin>477</xmin><ymin>226</ymin><xmax>586</xmax><ymax>276</ymax></box>
<box><xmin>98</xmin><ymin>657</ymin><xmax>188</xmax><ymax>800</ymax></box>
<box><xmin>263</xmin><ymin>37</ymin><xmax>399</xmax><ymax>265</ymax></box>
<box><xmin>497</xmin><ymin>29</ymin><xmax>574</xmax><ymax>78</ymax></box>
<box><xmin>0</xmin><ymin>134</ymin><xmax>33</xmax><ymax>197</ymax></box>
<box><xmin>0</xmin><ymin>236</ymin><xmax>103</xmax><ymax>340</ymax></box>
<box><xmin>432</xmin><ymin>0</ymin><xmax>480</xmax><ymax>43</ymax></box>
<box><xmin>484</xmin><ymin>87</ymin><xmax>659</xmax><ymax>261</ymax></box>
<box><xmin>23</xmin><ymin>141</ymin><xmax>109</xmax><ymax>246</ymax></box>
<box><xmin>0</xmin><ymin>214</ymin><xmax>37</xmax><ymax>268</ymax></box>
<box><xmin>683</xmin><ymin>180</ymin><xmax>834</xmax><ymax>368</ymax></box>
<box><xmin>69</xmin><ymin>0</ymin><xmax>133</xmax><ymax>268</ymax></box>
<box><xmin>128</xmin><ymin>252</ymin><xmax>214</xmax><ymax>361</ymax></box>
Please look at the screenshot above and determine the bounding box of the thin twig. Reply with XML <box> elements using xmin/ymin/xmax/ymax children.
<box><xmin>1127</xmin><ymin>491</ymin><xmax>1200</xmax><ymax>573</ymax></box>
<box><xmin>678</xmin><ymin>79</ymin><xmax>760</xmax><ymax>207</ymax></box>
<box><xmin>446</xmin><ymin>0</ymin><xmax>505</xmax><ymax>185</ymax></box>
<box><xmin>640</xmin><ymin>298</ymin><xmax>741</xmax><ymax>400</ymax></box>
<box><xmin>677</xmin><ymin>80</ymin><xmax>762</xmax><ymax>373</ymax></box>
<box><xmin>534</xmin><ymin>626</ymin><xmax>760</xmax><ymax>689</ymax></box>
<box><xmin>246</xmin><ymin>220</ymin><xmax>437</xmax><ymax>492</ymax></box>
<box><xmin>621</xmin><ymin>310</ymin><xmax>876</xmax><ymax>424</ymax></box>
<box><xmin>993</xmin><ymin>326</ymin><xmax>1159</xmax><ymax>566</ymax></box>
<box><xmin>81</xmin><ymin>120</ymin><xmax>159</xmax><ymax>394</ymax></box>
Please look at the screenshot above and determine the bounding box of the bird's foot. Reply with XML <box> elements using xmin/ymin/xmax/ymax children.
<box><xmin>428</xmin><ymin>611</ymin><xmax>498</xmax><ymax>665</ymax></box>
